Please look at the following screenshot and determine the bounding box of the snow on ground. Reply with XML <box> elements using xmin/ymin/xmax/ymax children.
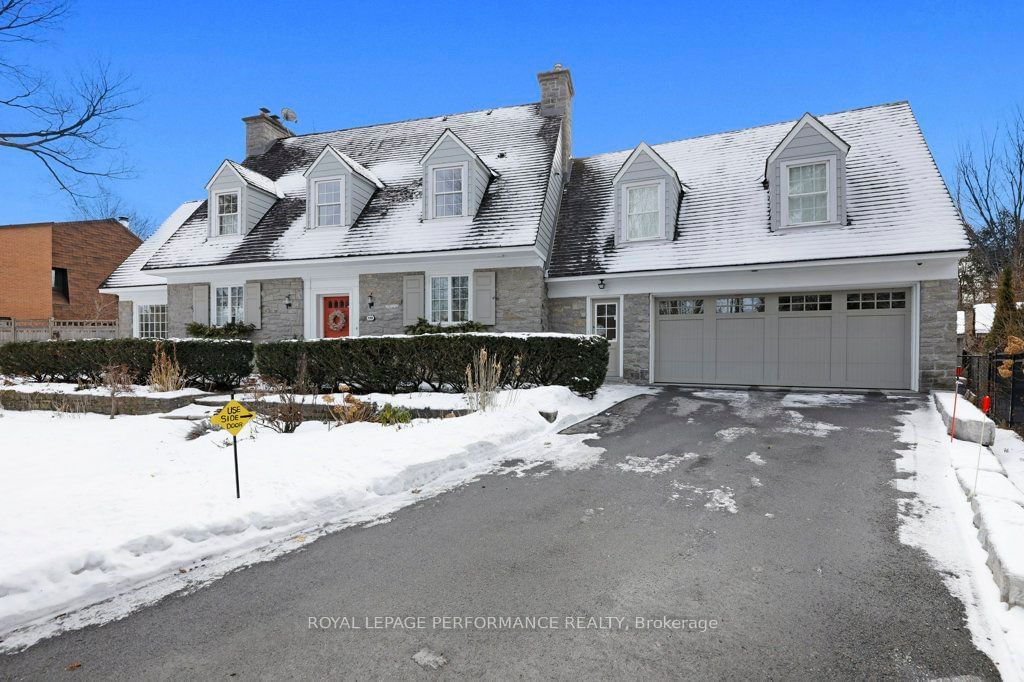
<box><xmin>615</xmin><ymin>453</ymin><xmax>697</xmax><ymax>475</ymax></box>
<box><xmin>671</xmin><ymin>481</ymin><xmax>738</xmax><ymax>514</ymax></box>
<box><xmin>1</xmin><ymin>379</ymin><xmax>206</xmax><ymax>399</ymax></box>
<box><xmin>715</xmin><ymin>426</ymin><xmax>756</xmax><ymax>442</ymax></box>
<box><xmin>994</xmin><ymin>429</ymin><xmax>1024</xmax><ymax>497</ymax></box>
<box><xmin>746</xmin><ymin>452</ymin><xmax>766</xmax><ymax>466</ymax></box>
<box><xmin>894</xmin><ymin>402</ymin><xmax>1024</xmax><ymax>681</ymax></box>
<box><xmin>779</xmin><ymin>393</ymin><xmax>865</xmax><ymax>408</ymax></box>
<box><xmin>0</xmin><ymin>384</ymin><xmax>650</xmax><ymax>651</ymax></box>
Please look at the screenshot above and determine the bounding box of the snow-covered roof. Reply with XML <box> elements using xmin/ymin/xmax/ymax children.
<box><xmin>548</xmin><ymin>102</ymin><xmax>969</xmax><ymax>278</ymax></box>
<box><xmin>101</xmin><ymin>201</ymin><xmax>202</xmax><ymax>288</ymax></box>
<box><xmin>144</xmin><ymin>103</ymin><xmax>560</xmax><ymax>270</ymax></box>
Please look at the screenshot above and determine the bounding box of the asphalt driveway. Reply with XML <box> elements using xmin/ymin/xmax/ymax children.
<box><xmin>0</xmin><ymin>388</ymin><xmax>999</xmax><ymax>679</ymax></box>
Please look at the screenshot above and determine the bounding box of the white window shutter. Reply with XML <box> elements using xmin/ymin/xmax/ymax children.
<box><xmin>402</xmin><ymin>275</ymin><xmax>424</xmax><ymax>326</ymax></box>
<box><xmin>192</xmin><ymin>285</ymin><xmax>209</xmax><ymax>325</ymax></box>
<box><xmin>245</xmin><ymin>282</ymin><xmax>262</xmax><ymax>329</ymax></box>
<box><xmin>473</xmin><ymin>271</ymin><xmax>496</xmax><ymax>325</ymax></box>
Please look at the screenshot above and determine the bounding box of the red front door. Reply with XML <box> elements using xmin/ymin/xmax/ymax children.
<box><xmin>323</xmin><ymin>295</ymin><xmax>350</xmax><ymax>338</ymax></box>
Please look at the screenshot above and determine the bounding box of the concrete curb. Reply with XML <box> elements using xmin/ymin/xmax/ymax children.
<box><xmin>932</xmin><ymin>391</ymin><xmax>995</xmax><ymax>446</ymax></box>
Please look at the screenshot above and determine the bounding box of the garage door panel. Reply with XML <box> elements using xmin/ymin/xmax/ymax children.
<box><xmin>778</xmin><ymin>316</ymin><xmax>832</xmax><ymax>386</ymax></box>
<box><xmin>715</xmin><ymin>318</ymin><xmax>765</xmax><ymax>384</ymax></box>
<box><xmin>846</xmin><ymin>314</ymin><xmax>906</xmax><ymax>389</ymax></box>
<box><xmin>655</xmin><ymin>318</ymin><xmax>703</xmax><ymax>382</ymax></box>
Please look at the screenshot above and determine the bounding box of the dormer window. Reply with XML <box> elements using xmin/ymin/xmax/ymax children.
<box><xmin>216</xmin><ymin>192</ymin><xmax>240</xmax><ymax>235</ymax></box>
<box><xmin>784</xmin><ymin>160</ymin><xmax>830</xmax><ymax>226</ymax></box>
<box><xmin>315</xmin><ymin>178</ymin><xmax>343</xmax><ymax>227</ymax></box>
<box><xmin>432</xmin><ymin>165</ymin><xmax>465</xmax><ymax>218</ymax></box>
<box><xmin>624</xmin><ymin>182</ymin><xmax>662</xmax><ymax>241</ymax></box>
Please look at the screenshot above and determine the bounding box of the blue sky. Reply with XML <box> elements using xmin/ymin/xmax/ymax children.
<box><xmin>3</xmin><ymin>0</ymin><xmax>1023</xmax><ymax>228</ymax></box>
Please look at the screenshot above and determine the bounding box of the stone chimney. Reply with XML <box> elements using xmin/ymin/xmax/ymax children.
<box><xmin>242</xmin><ymin>107</ymin><xmax>294</xmax><ymax>159</ymax></box>
<box><xmin>537</xmin><ymin>64</ymin><xmax>574</xmax><ymax>178</ymax></box>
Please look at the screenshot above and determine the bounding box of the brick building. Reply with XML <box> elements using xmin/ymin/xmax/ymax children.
<box><xmin>0</xmin><ymin>219</ymin><xmax>141</xmax><ymax>321</ymax></box>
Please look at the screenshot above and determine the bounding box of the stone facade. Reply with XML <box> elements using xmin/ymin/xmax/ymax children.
<box><xmin>250</xmin><ymin>277</ymin><xmax>304</xmax><ymax>341</ymax></box>
<box><xmin>117</xmin><ymin>300</ymin><xmax>133</xmax><ymax>338</ymax></box>
<box><xmin>359</xmin><ymin>271</ymin><xmax>422</xmax><ymax>336</ymax></box>
<box><xmin>167</xmin><ymin>283</ymin><xmax>195</xmax><ymax>338</ymax></box>
<box><xmin>919</xmin><ymin>278</ymin><xmax>958</xmax><ymax>391</ymax></box>
<box><xmin>0</xmin><ymin>388</ymin><xmax>198</xmax><ymax>416</ymax></box>
<box><xmin>548</xmin><ymin>297</ymin><xmax>586</xmax><ymax>334</ymax></box>
<box><xmin>622</xmin><ymin>294</ymin><xmax>651</xmax><ymax>383</ymax></box>
<box><xmin>494</xmin><ymin>266</ymin><xmax>547</xmax><ymax>332</ymax></box>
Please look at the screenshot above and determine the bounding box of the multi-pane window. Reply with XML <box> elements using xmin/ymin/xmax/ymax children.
<box><xmin>778</xmin><ymin>294</ymin><xmax>832</xmax><ymax>312</ymax></box>
<box><xmin>625</xmin><ymin>184</ymin><xmax>661</xmax><ymax>240</ymax></box>
<box><xmin>215</xmin><ymin>286</ymin><xmax>244</xmax><ymax>326</ymax></box>
<box><xmin>433</xmin><ymin>167</ymin><xmax>464</xmax><ymax>218</ymax></box>
<box><xmin>217</xmin><ymin>193</ymin><xmax>240</xmax><ymax>235</ymax></box>
<box><xmin>595</xmin><ymin>303</ymin><xmax>618</xmax><ymax>341</ymax></box>
<box><xmin>716</xmin><ymin>296</ymin><xmax>766</xmax><ymax>314</ymax></box>
<box><xmin>658</xmin><ymin>298</ymin><xmax>703</xmax><ymax>316</ymax></box>
<box><xmin>429</xmin><ymin>275</ymin><xmax>469</xmax><ymax>324</ymax></box>
<box><xmin>315</xmin><ymin>179</ymin><xmax>343</xmax><ymax>227</ymax></box>
<box><xmin>786</xmin><ymin>162</ymin><xmax>828</xmax><ymax>225</ymax></box>
<box><xmin>137</xmin><ymin>304</ymin><xmax>167</xmax><ymax>339</ymax></box>
<box><xmin>847</xmin><ymin>291</ymin><xmax>906</xmax><ymax>310</ymax></box>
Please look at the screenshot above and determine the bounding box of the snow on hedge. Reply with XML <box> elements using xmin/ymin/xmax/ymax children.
<box><xmin>0</xmin><ymin>384</ymin><xmax>649</xmax><ymax>650</ymax></box>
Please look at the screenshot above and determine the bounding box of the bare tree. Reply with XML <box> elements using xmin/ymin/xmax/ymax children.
<box><xmin>956</xmin><ymin>109</ymin><xmax>1024</xmax><ymax>305</ymax></box>
<box><xmin>71</xmin><ymin>183</ymin><xmax>155</xmax><ymax>238</ymax></box>
<box><xmin>0</xmin><ymin>0</ymin><xmax>138</xmax><ymax>204</ymax></box>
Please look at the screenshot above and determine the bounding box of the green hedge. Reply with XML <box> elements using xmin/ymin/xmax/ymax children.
<box><xmin>0</xmin><ymin>339</ymin><xmax>253</xmax><ymax>389</ymax></box>
<box><xmin>254</xmin><ymin>333</ymin><xmax>609</xmax><ymax>396</ymax></box>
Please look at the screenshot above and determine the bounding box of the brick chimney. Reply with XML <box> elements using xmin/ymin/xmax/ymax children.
<box><xmin>537</xmin><ymin>64</ymin><xmax>574</xmax><ymax>178</ymax></box>
<box><xmin>242</xmin><ymin>108</ymin><xmax>294</xmax><ymax>159</ymax></box>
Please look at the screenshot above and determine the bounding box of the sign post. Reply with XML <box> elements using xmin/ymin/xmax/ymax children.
<box><xmin>213</xmin><ymin>398</ymin><xmax>255</xmax><ymax>499</ymax></box>
<box><xmin>971</xmin><ymin>395</ymin><xmax>992</xmax><ymax>499</ymax></box>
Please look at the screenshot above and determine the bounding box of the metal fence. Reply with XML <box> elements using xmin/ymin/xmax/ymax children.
<box><xmin>960</xmin><ymin>352</ymin><xmax>1024</xmax><ymax>425</ymax></box>
<box><xmin>0</xmin><ymin>319</ymin><xmax>119</xmax><ymax>344</ymax></box>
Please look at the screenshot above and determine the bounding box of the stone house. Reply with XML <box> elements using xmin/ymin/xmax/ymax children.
<box><xmin>102</xmin><ymin>66</ymin><xmax>966</xmax><ymax>391</ymax></box>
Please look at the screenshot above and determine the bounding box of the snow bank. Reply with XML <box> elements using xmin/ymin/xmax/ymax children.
<box><xmin>0</xmin><ymin>384</ymin><xmax>649</xmax><ymax>649</ymax></box>
<box><xmin>973</xmin><ymin>496</ymin><xmax>1024</xmax><ymax>607</ymax></box>
<box><xmin>933</xmin><ymin>391</ymin><xmax>995</xmax><ymax>446</ymax></box>
<box><xmin>1</xmin><ymin>379</ymin><xmax>206</xmax><ymax>399</ymax></box>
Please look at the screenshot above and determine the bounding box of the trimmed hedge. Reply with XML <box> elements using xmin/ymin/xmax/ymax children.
<box><xmin>0</xmin><ymin>339</ymin><xmax>253</xmax><ymax>389</ymax></box>
<box><xmin>254</xmin><ymin>333</ymin><xmax>609</xmax><ymax>396</ymax></box>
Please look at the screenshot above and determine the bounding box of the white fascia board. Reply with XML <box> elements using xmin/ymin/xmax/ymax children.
<box><xmin>153</xmin><ymin>246</ymin><xmax>544</xmax><ymax>282</ymax></box>
<box><xmin>611</xmin><ymin>142</ymin><xmax>681</xmax><ymax>187</ymax></box>
<box><xmin>546</xmin><ymin>253</ymin><xmax>963</xmax><ymax>299</ymax></box>
<box><xmin>100</xmin><ymin>286</ymin><xmax>167</xmax><ymax>305</ymax></box>
<box><xmin>765</xmin><ymin>113</ymin><xmax>851</xmax><ymax>168</ymax></box>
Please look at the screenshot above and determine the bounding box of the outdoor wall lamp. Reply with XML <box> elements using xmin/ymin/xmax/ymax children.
<box><xmin>597</xmin><ymin>279</ymin><xmax>606</xmax><ymax>290</ymax></box>
<box><xmin>367</xmin><ymin>292</ymin><xmax>375</xmax><ymax>309</ymax></box>
<box><xmin>284</xmin><ymin>294</ymin><xmax>292</xmax><ymax>309</ymax></box>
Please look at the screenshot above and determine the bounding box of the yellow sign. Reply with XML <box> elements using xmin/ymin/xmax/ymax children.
<box><xmin>214</xmin><ymin>400</ymin><xmax>255</xmax><ymax>437</ymax></box>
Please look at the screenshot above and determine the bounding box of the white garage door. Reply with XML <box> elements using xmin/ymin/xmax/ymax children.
<box><xmin>654</xmin><ymin>290</ymin><xmax>910</xmax><ymax>389</ymax></box>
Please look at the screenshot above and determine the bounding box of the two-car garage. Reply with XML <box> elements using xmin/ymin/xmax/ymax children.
<box><xmin>653</xmin><ymin>289</ymin><xmax>911</xmax><ymax>389</ymax></box>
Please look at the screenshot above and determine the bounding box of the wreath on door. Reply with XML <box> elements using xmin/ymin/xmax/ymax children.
<box><xmin>327</xmin><ymin>309</ymin><xmax>347</xmax><ymax>331</ymax></box>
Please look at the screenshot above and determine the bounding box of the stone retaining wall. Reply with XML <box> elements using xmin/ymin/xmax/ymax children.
<box><xmin>0</xmin><ymin>389</ymin><xmax>199</xmax><ymax>416</ymax></box>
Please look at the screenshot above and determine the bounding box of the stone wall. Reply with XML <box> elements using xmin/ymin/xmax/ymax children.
<box><xmin>0</xmin><ymin>389</ymin><xmax>198</xmax><ymax>416</ymax></box>
<box><xmin>494</xmin><ymin>266</ymin><xmax>547</xmax><ymax>332</ymax></box>
<box><xmin>360</xmin><ymin>272</ymin><xmax>421</xmax><ymax>336</ymax></box>
<box><xmin>920</xmin><ymin>278</ymin><xmax>958</xmax><ymax>391</ymax></box>
<box><xmin>548</xmin><ymin>297</ymin><xmax>586</xmax><ymax>334</ymax></box>
<box><xmin>167</xmin><ymin>283</ymin><xmax>195</xmax><ymax>338</ymax></box>
<box><xmin>622</xmin><ymin>294</ymin><xmax>651</xmax><ymax>383</ymax></box>
<box><xmin>250</xmin><ymin>277</ymin><xmax>304</xmax><ymax>341</ymax></box>
<box><xmin>117</xmin><ymin>300</ymin><xmax>133</xmax><ymax>338</ymax></box>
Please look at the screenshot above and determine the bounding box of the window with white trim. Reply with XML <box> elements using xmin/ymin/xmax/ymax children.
<box><xmin>429</xmin><ymin>275</ymin><xmax>469</xmax><ymax>324</ymax></box>
<box><xmin>432</xmin><ymin>166</ymin><xmax>464</xmax><ymax>218</ymax></box>
<box><xmin>137</xmin><ymin>304</ymin><xmax>167</xmax><ymax>338</ymax></box>
<box><xmin>216</xmin><ymin>192</ymin><xmax>240</xmax><ymax>235</ymax></box>
<box><xmin>846</xmin><ymin>291</ymin><xmax>906</xmax><ymax>310</ymax></box>
<box><xmin>215</xmin><ymin>286</ymin><xmax>244</xmax><ymax>325</ymax></box>
<box><xmin>658</xmin><ymin>298</ymin><xmax>703</xmax><ymax>316</ymax></box>
<box><xmin>315</xmin><ymin>179</ymin><xmax>343</xmax><ymax>227</ymax></box>
<box><xmin>778</xmin><ymin>294</ymin><xmax>832</xmax><ymax>312</ymax></box>
<box><xmin>595</xmin><ymin>302</ymin><xmax>618</xmax><ymax>341</ymax></box>
<box><xmin>716</xmin><ymin>296</ymin><xmax>765</xmax><ymax>314</ymax></box>
<box><xmin>785</xmin><ymin>162</ymin><xmax>829</xmax><ymax>225</ymax></box>
<box><xmin>625</xmin><ymin>183</ymin><xmax>661</xmax><ymax>240</ymax></box>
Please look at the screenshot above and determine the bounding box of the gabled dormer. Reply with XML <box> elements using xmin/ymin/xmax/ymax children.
<box><xmin>205</xmin><ymin>160</ymin><xmax>279</xmax><ymax>238</ymax></box>
<box><xmin>765</xmin><ymin>113</ymin><xmax>850</xmax><ymax>230</ymax></box>
<box><xmin>420</xmin><ymin>129</ymin><xmax>495</xmax><ymax>221</ymax></box>
<box><xmin>303</xmin><ymin>145</ymin><xmax>383</xmax><ymax>229</ymax></box>
<box><xmin>612</xmin><ymin>142</ymin><xmax>681</xmax><ymax>245</ymax></box>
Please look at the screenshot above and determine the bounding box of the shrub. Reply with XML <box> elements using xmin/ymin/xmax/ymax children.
<box><xmin>185</xmin><ymin>321</ymin><xmax>257</xmax><ymax>339</ymax></box>
<box><xmin>0</xmin><ymin>338</ymin><xmax>253</xmax><ymax>390</ymax></box>
<box><xmin>149</xmin><ymin>342</ymin><xmax>183</xmax><ymax>392</ymax></box>
<box><xmin>254</xmin><ymin>333</ymin><xmax>608</xmax><ymax>397</ymax></box>
<box><xmin>376</xmin><ymin>403</ymin><xmax>412</xmax><ymax>425</ymax></box>
<box><xmin>404</xmin><ymin>317</ymin><xmax>488</xmax><ymax>335</ymax></box>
